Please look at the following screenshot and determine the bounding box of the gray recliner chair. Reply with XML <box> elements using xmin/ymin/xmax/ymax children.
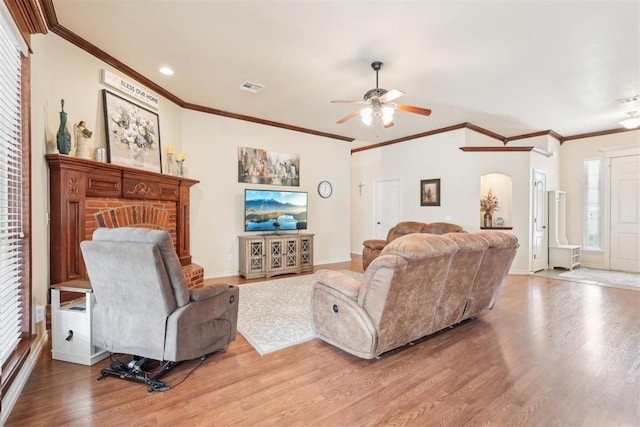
<box><xmin>81</xmin><ymin>227</ymin><xmax>239</xmax><ymax>392</ymax></box>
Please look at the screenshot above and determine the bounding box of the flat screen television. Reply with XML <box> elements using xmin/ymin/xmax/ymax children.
<box><xmin>244</xmin><ymin>189</ymin><xmax>308</xmax><ymax>232</ymax></box>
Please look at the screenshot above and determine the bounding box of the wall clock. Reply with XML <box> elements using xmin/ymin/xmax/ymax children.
<box><xmin>318</xmin><ymin>180</ymin><xmax>333</xmax><ymax>198</ymax></box>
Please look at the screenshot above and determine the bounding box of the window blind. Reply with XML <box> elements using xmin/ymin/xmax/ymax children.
<box><xmin>0</xmin><ymin>10</ymin><xmax>24</xmax><ymax>368</ymax></box>
<box><xmin>583</xmin><ymin>158</ymin><xmax>601</xmax><ymax>251</ymax></box>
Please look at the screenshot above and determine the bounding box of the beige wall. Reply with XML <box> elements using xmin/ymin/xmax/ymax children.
<box><xmin>181</xmin><ymin>109</ymin><xmax>352</xmax><ymax>277</ymax></box>
<box><xmin>30</xmin><ymin>32</ymin><xmax>351</xmax><ymax>293</ymax></box>
<box><xmin>559</xmin><ymin>130</ymin><xmax>640</xmax><ymax>268</ymax></box>
<box><xmin>30</xmin><ymin>34</ymin><xmax>184</xmax><ymax>320</ymax></box>
<box><xmin>350</xmin><ymin>129</ymin><xmax>561</xmax><ymax>274</ymax></box>
<box><xmin>29</xmin><ymin>30</ymin><xmax>639</xmax><ymax>300</ymax></box>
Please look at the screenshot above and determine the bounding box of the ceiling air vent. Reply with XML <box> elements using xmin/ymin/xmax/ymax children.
<box><xmin>239</xmin><ymin>81</ymin><xmax>265</xmax><ymax>93</ymax></box>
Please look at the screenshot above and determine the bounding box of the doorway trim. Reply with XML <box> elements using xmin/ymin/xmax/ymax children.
<box><xmin>373</xmin><ymin>176</ymin><xmax>403</xmax><ymax>239</ymax></box>
<box><xmin>601</xmin><ymin>145</ymin><xmax>640</xmax><ymax>271</ymax></box>
<box><xmin>532</xmin><ymin>169</ymin><xmax>548</xmax><ymax>272</ymax></box>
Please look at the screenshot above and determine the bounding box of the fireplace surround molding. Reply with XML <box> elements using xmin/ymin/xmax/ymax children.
<box><xmin>47</xmin><ymin>154</ymin><xmax>203</xmax><ymax>288</ymax></box>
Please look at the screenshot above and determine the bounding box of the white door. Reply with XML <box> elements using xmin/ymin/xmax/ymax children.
<box><xmin>532</xmin><ymin>170</ymin><xmax>547</xmax><ymax>272</ymax></box>
<box><xmin>374</xmin><ymin>178</ymin><xmax>401</xmax><ymax>239</ymax></box>
<box><xmin>610</xmin><ymin>155</ymin><xmax>640</xmax><ymax>272</ymax></box>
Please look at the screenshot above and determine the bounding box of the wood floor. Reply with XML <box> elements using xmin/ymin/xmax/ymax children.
<box><xmin>6</xmin><ymin>258</ymin><xmax>640</xmax><ymax>426</ymax></box>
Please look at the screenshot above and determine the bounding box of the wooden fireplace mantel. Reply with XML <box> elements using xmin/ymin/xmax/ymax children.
<box><xmin>47</xmin><ymin>154</ymin><xmax>199</xmax><ymax>285</ymax></box>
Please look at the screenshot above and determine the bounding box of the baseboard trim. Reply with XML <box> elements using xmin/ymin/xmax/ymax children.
<box><xmin>0</xmin><ymin>330</ymin><xmax>49</xmax><ymax>425</ymax></box>
<box><xmin>203</xmin><ymin>257</ymin><xmax>354</xmax><ymax>280</ymax></box>
<box><xmin>204</xmin><ymin>270</ymin><xmax>239</xmax><ymax>280</ymax></box>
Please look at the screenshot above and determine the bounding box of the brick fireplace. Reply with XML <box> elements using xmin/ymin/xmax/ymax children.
<box><xmin>47</xmin><ymin>154</ymin><xmax>204</xmax><ymax>289</ymax></box>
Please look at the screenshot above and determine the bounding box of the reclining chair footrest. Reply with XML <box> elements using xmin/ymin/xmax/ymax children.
<box><xmin>97</xmin><ymin>359</ymin><xmax>179</xmax><ymax>393</ymax></box>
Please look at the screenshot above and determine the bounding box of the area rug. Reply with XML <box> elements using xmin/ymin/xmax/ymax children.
<box><xmin>237</xmin><ymin>270</ymin><xmax>364</xmax><ymax>355</ymax></box>
<box><xmin>558</xmin><ymin>267</ymin><xmax>640</xmax><ymax>289</ymax></box>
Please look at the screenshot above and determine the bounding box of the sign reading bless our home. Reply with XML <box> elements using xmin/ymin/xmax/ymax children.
<box><xmin>101</xmin><ymin>69</ymin><xmax>159</xmax><ymax>109</ymax></box>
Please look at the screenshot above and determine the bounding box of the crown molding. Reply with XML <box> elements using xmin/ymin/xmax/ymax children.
<box><xmin>561</xmin><ymin>127</ymin><xmax>637</xmax><ymax>142</ymax></box>
<box><xmin>504</xmin><ymin>129</ymin><xmax>563</xmax><ymax>143</ymax></box>
<box><xmin>37</xmin><ymin>0</ymin><xmax>353</xmax><ymax>143</ymax></box>
<box><xmin>4</xmin><ymin>0</ymin><xmax>47</xmax><ymax>50</ymax></box>
<box><xmin>36</xmin><ymin>0</ymin><xmax>637</xmax><ymax>150</ymax></box>
<box><xmin>184</xmin><ymin>102</ymin><xmax>354</xmax><ymax>142</ymax></box>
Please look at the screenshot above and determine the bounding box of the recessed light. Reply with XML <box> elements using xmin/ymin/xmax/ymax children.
<box><xmin>159</xmin><ymin>67</ymin><xmax>174</xmax><ymax>76</ymax></box>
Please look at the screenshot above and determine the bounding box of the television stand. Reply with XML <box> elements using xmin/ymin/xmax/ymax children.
<box><xmin>258</xmin><ymin>230</ymin><xmax>300</xmax><ymax>236</ymax></box>
<box><xmin>238</xmin><ymin>233</ymin><xmax>314</xmax><ymax>279</ymax></box>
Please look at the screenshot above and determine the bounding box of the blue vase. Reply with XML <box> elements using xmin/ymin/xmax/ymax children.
<box><xmin>56</xmin><ymin>101</ymin><xmax>71</xmax><ymax>155</ymax></box>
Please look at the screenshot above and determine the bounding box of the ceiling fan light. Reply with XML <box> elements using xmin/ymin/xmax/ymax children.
<box><xmin>361</xmin><ymin>116</ymin><xmax>373</xmax><ymax>126</ymax></box>
<box><xmin>619</xmin><ymin>111</ymin><xmax>640</xmax><ymax>129</ymax></box>
<box><xmin>382</xmin><ymin>105</ymin><xmax>394</xmax><ymax>118</ymax></box>
<box><xmin>360</xmin><ymin>107</ymin><xmax>373</xmax><ymax>126</ymax></box>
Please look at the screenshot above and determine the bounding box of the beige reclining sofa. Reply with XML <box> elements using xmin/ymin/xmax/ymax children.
<box><xmin>362</xmin><ymin>221</ymin><xmax>465</xmax><ymax>270</ymax></box>
<box><xmin>312</xmin><ymin>231</ymin><xmax>518</xmax><ymax>359</ymax></box>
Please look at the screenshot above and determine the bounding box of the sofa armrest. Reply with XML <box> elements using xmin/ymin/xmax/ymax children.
<box><xmin>314</xmin><ymin>269</ymin><xmax>361</xmax><ymax>299</ymax></box>
<box><xmin>167</xmin><ymin>285</ymin><xmax>239</xmax><ymax>361</ymax></box>
<box><xmin>362</xmin><ymin>239</ymin><xmax>387</xmax><ymax>251</ymax></box>
<box><xmin>190</xmin><ymin>283</ymin><xmax>231</xmax><ymax>302</ymax></box>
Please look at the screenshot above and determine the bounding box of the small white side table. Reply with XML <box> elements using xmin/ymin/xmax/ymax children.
<box><xmin>50</xmin><ymin>280</ymin><xmax>109</xmax><ymax>365</ymax></box>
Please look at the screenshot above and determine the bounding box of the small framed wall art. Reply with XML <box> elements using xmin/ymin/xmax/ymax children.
<box><xmin>420</xmin><ymin>178</ymin><xmax>441</xmax><ymax>206</ymax></box>
<box><xmin>102</xmin><ymin>89</ymin><xmax>162</xmax><ymax>173</ymax></box>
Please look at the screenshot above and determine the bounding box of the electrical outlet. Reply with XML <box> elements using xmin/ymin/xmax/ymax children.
<box><xmin>228</xmin><ymin>254</ymin><xmax>233</xmax><ymax>262</ymax></box>
<box><xmin>445</xmin><ymin>215</ymin><xmax>452</xmax><ymax>221</ymax></box>
<box><xmin>35</xmin><ymin>304</ymin><xmax>45</xmax><ymax>323</ymax></box>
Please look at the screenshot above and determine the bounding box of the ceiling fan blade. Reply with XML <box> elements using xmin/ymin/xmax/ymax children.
<box><xmin>379</xmin><ymin>89</ymin><xmax>404</xmax><ymax>103</ymax></box>
<box><xmin>336</xmin><ymin>110</ymin><xmax>361</xmax><ymax>124</ymax></box>
<box><xmin>330</xmin><ymin>100</ymin><xmax>365</xmax><ymax>104</ymax></box>
<box><xmin>395</xmin><ymin>103</ymin><xmax>432</xmax><ymax>116</ymax></box>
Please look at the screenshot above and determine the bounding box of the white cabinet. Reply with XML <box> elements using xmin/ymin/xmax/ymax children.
<box><xmin>549</xmin><ymin>245</ymin><xmax>581</xmax><ymax>270</ymax></box>
<box><xmin>239</xmin><ymin>233</ymin><xmax>314</xmax><ymax>279</ymax></box>
<box><xmin>50</xmin><ymin>280</ymin><xmax>109</xmax><ymax>365</ymax></box>
<box><xmin>548</xmin><ymin>191</ymin><xmax>582</xmax><ymax>270</ymax></box>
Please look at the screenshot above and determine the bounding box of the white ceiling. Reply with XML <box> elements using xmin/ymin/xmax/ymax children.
<box><xmin>52</xmin><ymin>0</ymin><xmax>640</xmax><ymax>148</ymax></box>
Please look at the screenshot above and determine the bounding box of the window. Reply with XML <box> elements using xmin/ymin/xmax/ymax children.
<box><xmin>583</xmin><ymin>158</ymin><xmax>601</xmax><ymax>250</ymax></box>
<box><xmin>0</xmin><ymin>4</ymin><xmax>29</xmax><ymax>397</ymax></box>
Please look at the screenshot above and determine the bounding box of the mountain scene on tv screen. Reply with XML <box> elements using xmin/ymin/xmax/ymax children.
<box><xmin>245</xmin><ymin>194</ymin><xmax>307</xmax><ymax>231</ymax></box>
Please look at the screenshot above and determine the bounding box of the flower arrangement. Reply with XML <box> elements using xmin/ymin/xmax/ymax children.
<box><xmin>109</xmin><ymin>104</ymin><xmax>156</xmax><ymax>150</ymax></box>
<box><xmin>480</xmin><ymin>189</ymin><xmax>499</xmax><ymax>215</ymax></box>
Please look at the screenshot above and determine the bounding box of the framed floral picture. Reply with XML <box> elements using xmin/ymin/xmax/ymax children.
<box><xmin>102</xmin><ymin>89</ymin><xmax>162</xmax><ymax>173</ymax></box>
<box><xmin>420</xmin><ymin>178</ymin><xmax>441</xmax><ymax>206</ymax></box>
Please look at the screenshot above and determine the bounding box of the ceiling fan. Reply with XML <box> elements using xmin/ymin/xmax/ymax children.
<box><xmin>331</xmin><ymin>61</ymin><xmax>432</xmax><ymax>128</ymax></box>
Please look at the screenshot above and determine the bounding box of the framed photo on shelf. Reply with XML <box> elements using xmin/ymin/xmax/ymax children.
<box><xmin>420</xmin><ymin>178</ymin><xmax>441</xmax><ymax>206</ymax></box>
<box><xmin>102</xmin><ymin>89</ymin><xmax>162</xmax><ymax>173</ymax></box>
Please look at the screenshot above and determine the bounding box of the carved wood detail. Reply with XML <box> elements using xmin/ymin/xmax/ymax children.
<box><xmin>47</xmin><ymin>154</ymin><xmax>199</xmax><ymax>285</ymax></box>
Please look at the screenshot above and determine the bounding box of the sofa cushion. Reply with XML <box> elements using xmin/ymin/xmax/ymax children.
<box><xmin>423</xmin><ymin>222</ymin><xmax>465</xmax><ymax>235</ymax></box>
<box><xmin>381</xmin><ymin>232</ymin><xmax>458</xmax><ymax>261</ymax></box>
<box><xmin>386</xmin><ymin>221</ymin><xmax>427</xmax><ymax>241</ymax></box>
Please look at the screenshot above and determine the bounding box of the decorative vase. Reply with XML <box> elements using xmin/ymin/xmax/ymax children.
<box><xmin>74</xmin><ymin>136</ymin><xmax>92</xmax><ymax>159</ymax></box>
<box><xmin>56</xmin><ymin>100</ymin><xmax>71</xmax><ymax>155</ymax></box>
<box><xmin>483</xmin><ymin>212</ymin><xmax>493</xmax><ymax>228</ymax></box>
<box><xmin>167</xmin><ymin>153</ymin><xmax>174</xmax><ymax>175</ymax></box>
<box><xmin>129</xmin><ymin>144</ymin><xmax>145</xmax><ymax>167</ymax></box>
<box><xmin>74</xmin><ymin>121</ymin><xmax>93</xmax><ymax>160</ymax></box>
